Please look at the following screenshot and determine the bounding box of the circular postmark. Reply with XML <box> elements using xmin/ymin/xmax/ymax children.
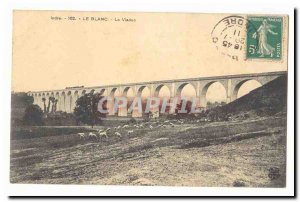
<box><xmin>211</xmin><ymin>16</ymin><xmax>249</xmax><ymax>61</ymax></box>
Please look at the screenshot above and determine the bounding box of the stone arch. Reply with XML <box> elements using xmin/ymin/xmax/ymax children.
<box><xmin>110</xmin><ymin>87</ymin><xmax>120</xmax><ymax>97</ymax></box>
<box><xmin>72</xmin><ymin>90</ymin><xmax>79</xmax><ymax>111</ymax></box>
<box><xmin>137</xmin><ymin>85</ymin><xmax>151</xmax><ymax>97</ymax></box>
<box><xmin>122</xmin><ymin>86</ymin><xmax>135</xmax><ymax>97</ymax></box>
<box><xmin>231</xmin><ymin>79</ymin><xmax>263</xmax><ymax>101</ymax></box>
<box><xmin>131</xmin><ymin>85</ymin><xmax>151</xmax><ymax>118</ymax></box>
<box><xmin>37</xmin><ymin>93</ymin><xmax>42</xmax><ymax>108</ymax></box>
<box><xmin>119</xmin><ymin>87</ymin><xmax>135</xmax><ymax>117</ymax></box>
<box><xmin>152</xmin><ymin>84</ymin><xmax>172</xmax><ymax>115</ymax></box>
<box><xmin>106</xmin><ymin>87</ymin><xmax>120</xmax><ymax>116</ymax></box>
<box><xmin>60</xmin><ymin>92</ymin><xmax>66</xmax><ymax>112</ymax></box>
<box><xmin>154</xmin><ymin>84</ymin><xmax>172</xmax><ymax>97</ymax></box>
<box><xmin>89</xmin><ymin>89</ymin><xmax>95</xmax><ymax>94</ymax></box>
<box><xmin>200</xmin><ymin>81</ymin><xmax>227</xmax><ymax>108</ymax></box>
<box><xmin>54</xmin><ymin>92</ymin><xmax>60</xmax><ymax>111</ymax></box>
<box><xmin>175</xmin><ymin>82</ymin><xmax>197</xmax><ymax>97</ymax></box>
<box><xmin>95</xmin><ymin>88</ymin><xmax>106</xmax><ymax>96</ymax></box>
<box><xmin>37</xmin><ymin>94</ymin><xmax>42</xmax><ymax>106</ymax></box>
<box><xmin>47</xmin><ymin>92</ymin><xmax>54</xmax><ymax>112</ymax></box>
<box><xmin>66</xmin><ymin>91</ymin><xmax>72</xmax><ymax>113</ymax></box>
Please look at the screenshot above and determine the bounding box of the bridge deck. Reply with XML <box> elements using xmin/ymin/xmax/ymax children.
<box><xmin>28</xmin><ymin>71</ymin><xmax>287</xmax><ymax>93</ymax></box>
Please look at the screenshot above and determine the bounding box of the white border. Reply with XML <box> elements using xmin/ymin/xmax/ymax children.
<box><xmin>0</xmin><ymin>0</ymin><xmax>295</xmax><ymax>197</ymax></box>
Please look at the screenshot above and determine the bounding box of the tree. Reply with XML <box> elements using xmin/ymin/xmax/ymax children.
<box><xmin>21</xmin><ymin>93</ymin><xmax>34</xmax><ymax>106</ymax></box>
<box><xmin>11</xmin><ymin>92</ymin><xmax>34</xmax><ymax>107</ymax></box>
<box><xmin>74</xmin><ymin>93</ymin><xmax>107</xmax><ymax>127</ymax></box>
<box><xmin>23</xmin><ymin>104</ymin><xmax>44</xmax><ymax>126</ymax></box>
<box><xmin>42</xmin><ymin>98</ymin><xmax>46</xmax><ymax>113</ymax></box>
<box><xmin>53</xmin><ymin>99</ymin><xmax>58</xmax><ymax>112</ymax></box>
<box><xmin>50</xmin><ymin>97</ymin><xmax>56</xmax><ymax>112</ymax></box>
<box><xmin>46</xmin><ymin>97</ymin><xmax>54</xmax><ymax>113</ymax></box>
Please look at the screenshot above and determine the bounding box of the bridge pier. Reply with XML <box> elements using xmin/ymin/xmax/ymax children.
<box><xmin>107</xmin><ymin>97</ymin><xmax>116</xmax><ymax>116</ymax></box>
<box><xmin>118</xmin><ymin>107</ymin><xmax>127</xmax><ymax>117</ymax></box>
<box><xmin>132</xmin><ymin>109</ymin><xmax>142</xmax><ymax>118</ymax></box>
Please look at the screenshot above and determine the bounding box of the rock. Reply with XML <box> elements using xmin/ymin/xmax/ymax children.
<box><xmin>233</xmin><ymin>179</ymin><xmax>246</xmax><ymax>187</ymax></box>
<box><xmin>268</xmin><ymin>167</ymin><xmax>280</xmax><ymax>180</ymax></box>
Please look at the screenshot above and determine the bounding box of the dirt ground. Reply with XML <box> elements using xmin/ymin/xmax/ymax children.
<box><xmin>10</xmin><ymin>116</ymin><xmax>286</xmax><ymax>187</ymax></box>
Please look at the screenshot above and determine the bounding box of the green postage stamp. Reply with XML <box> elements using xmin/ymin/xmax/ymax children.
<box><xmin>246</xmin><ymin>16</ymin><xmax>283</xmax><ymax>60</ymax></box>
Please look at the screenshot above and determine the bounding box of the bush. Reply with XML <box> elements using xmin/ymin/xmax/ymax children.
<box><xmin>23</xmin><ymin>104</ymin><xmax>44</xmax><ymax>126</ymax></box>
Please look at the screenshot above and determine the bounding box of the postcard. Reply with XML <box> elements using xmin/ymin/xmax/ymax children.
<box><xmin>9</xmin><ymin>10</ymin><xmax>292</xmax><ymax>195</ymax></box>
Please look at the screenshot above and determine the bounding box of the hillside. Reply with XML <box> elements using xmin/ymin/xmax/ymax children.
<box><xmin>211</xmin><ymin>75</ymin><xmax>287</xmax><ymax>116</ymax></box>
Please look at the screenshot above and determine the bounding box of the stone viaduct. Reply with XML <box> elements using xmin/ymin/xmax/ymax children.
<box><xmin>27</xmin><ymin>71</ymin><xmax>287</xmax><ymax>117</ymax></box>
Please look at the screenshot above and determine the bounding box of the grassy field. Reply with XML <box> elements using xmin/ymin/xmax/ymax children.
<box><xmin>10</xmin><ymin>115</ymin><xmax>286</xmax><ymax>187</ymax></box>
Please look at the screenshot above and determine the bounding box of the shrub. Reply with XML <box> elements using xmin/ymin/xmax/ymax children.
<box><xmin>23</xmin><ymin>104</ymin><xmax>44</xmax><ymax>126</ymax></box>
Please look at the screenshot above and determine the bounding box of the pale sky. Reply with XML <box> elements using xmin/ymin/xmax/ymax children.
<box><xmin>12</xmin><ymin>11</ymin><xmax>288</xmax><ymax>100</ymax></box>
